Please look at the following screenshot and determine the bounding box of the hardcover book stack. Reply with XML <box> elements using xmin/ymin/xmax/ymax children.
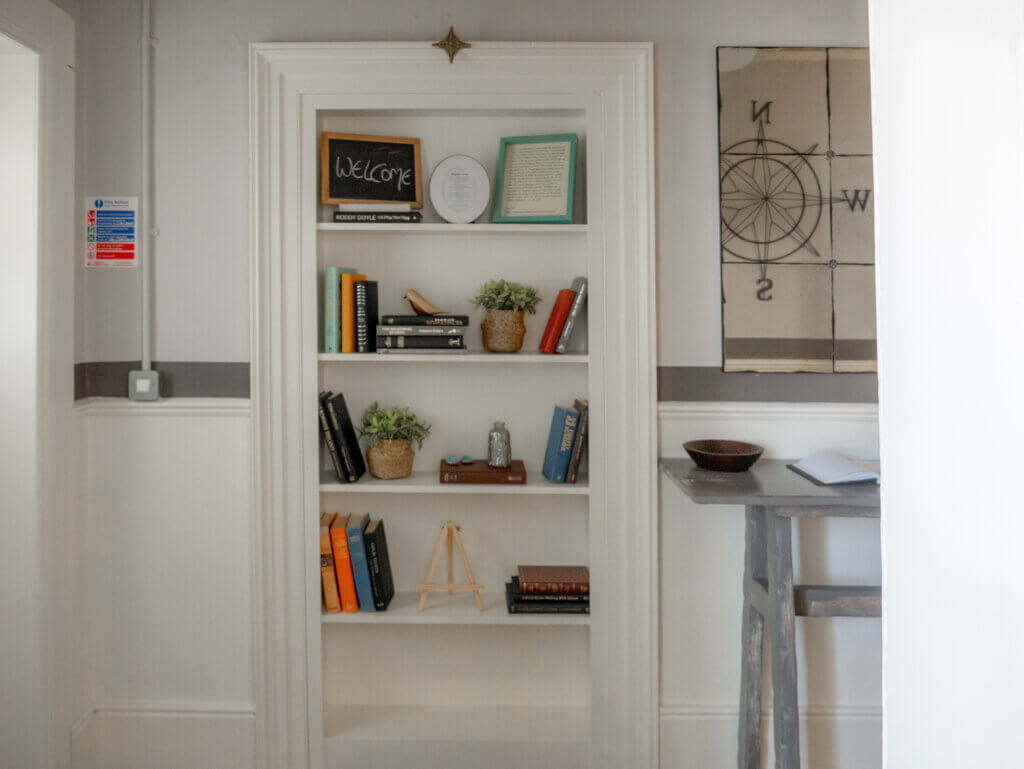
<box><xmin>506</xmin><ymin>565</ymin><xmax>590</xmax><ymax>615</ymax></box>
<box><xmin>377</xmin><ymin>313</ymin><xmax>469</xmax><ymax>354</ymax></box>
<box><xmin>323</xmin><ymin>267</ymin><xmax>379</xmax><ymax>353</ymax></box>
<box><xmin>320</xmin><ymin>512</ymin><xmax>395</xmax><ymax>613</ymax></box>
<box><xmin>539</xmin><ymin>276</ymin><xmax>588</xmax><ymax>354</ymax></box>
<box><xmin>542</xmin><ymin>398</ymin><xmax>589</xmax><ymax>484</ymax></box>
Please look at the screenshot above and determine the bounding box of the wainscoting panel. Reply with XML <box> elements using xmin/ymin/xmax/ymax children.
<box><xmin>76</xmin><ymin>399</ymin><xmax>255</xmax><ymax>769</ymax></box>
<box><xmin>75</xmin><ymin>399</ymin><xmax>878</xmax><ymax>769</ymax></box>
<box><xmin>92</xmin><ymin>705</ymin><xmax>255</xmax><ymax>769</ymax></box>
<box><xmin>658</xmin><ymin>402</ymin><xmax>881</xmax><ymax>769</ymax></box>
<box><xmin>659</xmin><ymin>705</ymin><xmax>881</xmax><ymax>769</ymax></box>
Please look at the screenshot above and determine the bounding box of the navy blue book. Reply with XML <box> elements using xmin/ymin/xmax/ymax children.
<box><xmin>542</xmin><ymin>405</ymin><xmax>579</xmax><ymax>483</ymax></box>
<box><xmin>346</xmin><ymin>513</ymin><xmax>376</xmax><ymax>612</ymax></box>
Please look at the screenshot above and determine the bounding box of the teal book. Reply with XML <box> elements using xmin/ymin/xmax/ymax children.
<box><xmin>346</xmin><ymin>513</ymin><xmax>376</xmax><ymax>611</ymax></box>
<box><xmin>542</xmin><ymin>406</ymin><xmax>579</xmax><ymax>483</ymax></box>
<box><xmin>324</xmin><ymin>266</ymin><xmax>340</xmax><ymax>353</ymax></box>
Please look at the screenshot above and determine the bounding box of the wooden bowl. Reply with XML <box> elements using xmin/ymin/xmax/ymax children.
<box><xmin>684</xmin><ymin>439</ymin><xmax>764</xmax><ymax>472</ymax></box>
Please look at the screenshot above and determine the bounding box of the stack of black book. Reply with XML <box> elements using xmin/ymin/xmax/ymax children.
<box><xmin>317</xmin><ymin>390</ymin><xmax>366</xmax><ymax>483</ymax></box>
<box><xmin>377</xmin><ymin>313</ymin><xmax>469</xmax><ymax>354</ymax></box>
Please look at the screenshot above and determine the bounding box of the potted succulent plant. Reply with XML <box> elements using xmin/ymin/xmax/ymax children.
<box><xmin>359</xmin><ymin>402</ymin><xmax>431</xmax><ymax>480</ymax></box>
<box><xmin>470</xmin><ymin>279</ymin><xmax>540</xmax><ymax>353</ymax></box>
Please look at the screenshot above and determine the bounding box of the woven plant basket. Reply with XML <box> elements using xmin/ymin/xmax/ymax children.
<box><xmin>366</xmin><ymin>439</ymin><xmax>415</xmax><ymax>480</ymax></box>
<box><xmin>481</xmin><ymin>309</ymin><xmax>526</xmax><ymax>353</ymax></box>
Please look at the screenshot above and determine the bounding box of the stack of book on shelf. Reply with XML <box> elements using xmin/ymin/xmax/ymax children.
<box><xmin>333</xmin><ymin>203</ymin><xmax>422</xmax><ymax>224</ymax></box>
<box><xmin>377</xmin><ymin>313</ymin><xmax>469</xmax><ymax>354</ymax></box>
<box><xmin>318</xmin><ymin>390</ymin><xmax>366</xmax><ymax>483</ymax></box>
<box><xmin>323</xmin><ymin>267</ymin><xmax>379</xmax><ymax>353</ymax></box>
<box><xmin>506</xmin><ymin>565</ymin><xmax>590</xmax><ymax>615</ymax></box>
<box><xmin>539</xmin><ymin>276</ymin><xmax>588</xmax><ymax>354</ymax></box>
<box><xmin>320</xmin><ymin>512</ymin><xmax>395</xmax><ymax>613</ymax></box>
<box><xmin>542</xmin><ymin>398</ymin><xmax>589</xmax><ymax>484</ymax></box>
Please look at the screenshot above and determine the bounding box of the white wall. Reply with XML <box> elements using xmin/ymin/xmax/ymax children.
<box><xmin>71</xmin><ymin>2</ymin><xmax>880</xmax><ymax>767</ymax></box>
<box><xmin>870</xmin><ymin>2</ymin><xmax>1024</xmax><ymax>768</ymax></box>
<box><xmin>75</xmin><ymin>0</ymin><xmax>867</xmax><ymax>364</ymax></box>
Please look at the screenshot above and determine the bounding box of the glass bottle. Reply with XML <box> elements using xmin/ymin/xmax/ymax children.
<box><xmin>487</xmin><ymin>421</ymin><xmax>512</xmax><ymax>468</ymax></box>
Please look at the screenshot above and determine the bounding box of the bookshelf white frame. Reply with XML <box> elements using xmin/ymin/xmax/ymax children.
<box><xmin>250</xmin><ymin>42</ymin><xmax>657</xmax><ymax>769</ymax></box>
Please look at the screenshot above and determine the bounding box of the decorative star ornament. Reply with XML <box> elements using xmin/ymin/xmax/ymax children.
<box><xmin>433</xmin><ymin>27</ymin><xmax>470</xmax><ymax>63</ymax></box>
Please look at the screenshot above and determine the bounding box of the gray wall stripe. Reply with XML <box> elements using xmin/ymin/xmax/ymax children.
<box><xmin>657</xmin><ymin>366</ymin><xmax>878</xmax><ymax>403</ymax></box>
<box><xmin>75</xmin><ymin>362</ymin><xmax>877</xmax><ymax>403</ymax></box>
<box><xmin>75</xmin><ymin>362</ymin><xmax>250</xmax><ymax>399</ymax></box>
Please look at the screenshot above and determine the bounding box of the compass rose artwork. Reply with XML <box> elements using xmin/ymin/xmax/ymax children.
<box><xmin>718</xmin><ymin>47</ymin><xmax>876</xmax><ymax>373</ymax></box>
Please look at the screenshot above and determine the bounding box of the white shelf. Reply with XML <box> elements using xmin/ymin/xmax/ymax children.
<box><xmin>324</xmin><ymin>702</ymin><xmax>588</xmax><ymax>743</ymax></box>
<box><xmin>319</xmin><ymin>351</ymin><xmax>588</xmax><ymax>364</ymax></box>
<box><xmin>322</xmin><ymin>591</ymin><xmax>589</xmax><ymax>626</ymax></box>
<box><xmin>317</xmin><ymin>222</ymin><xmax>589</xmax><ymax>233</ymax></box>
<box><xmin>320</xmin><ymin>470</ymin><xmax>589</xmax><ymax>495</ymax></box>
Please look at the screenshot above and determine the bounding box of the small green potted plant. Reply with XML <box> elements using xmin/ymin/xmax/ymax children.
<box><xmin>359</xmin><ymin>402</ymin><xmax>431</xmax><ymax>480</ymax></box>
<box><xmin>470</xmin><ymin>279</ymin><xmax>540</xmax><ymax>353</ymax></box>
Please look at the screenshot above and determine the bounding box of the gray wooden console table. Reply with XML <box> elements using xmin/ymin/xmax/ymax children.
<box><xmin>659</xmin><ymin>458</ymin><xmax>881</xmax><ymax>769</ymax></box>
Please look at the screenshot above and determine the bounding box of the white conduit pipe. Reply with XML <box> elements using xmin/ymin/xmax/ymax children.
<box><xmin>139</xmin><ymin>0</ymin><xmax>154</xmax><ymax>370</ymax></box>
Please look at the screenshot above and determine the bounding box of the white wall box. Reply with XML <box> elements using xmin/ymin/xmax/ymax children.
<box><xmin>250</xmin><ymin>43</ymin><xmax>657</xmax><ymax>769</ymax></box>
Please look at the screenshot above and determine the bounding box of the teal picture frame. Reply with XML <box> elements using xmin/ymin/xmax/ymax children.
<box><xmin>492</xmin><ymin>133</ymin><xmax>578</xmax><ymax>224</ymax></box>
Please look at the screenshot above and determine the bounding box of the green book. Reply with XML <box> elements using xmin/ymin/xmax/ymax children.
<box><xmin>324</xmin><ymin>266</ymin><xmax>339</xmax><ymax>353</ymax></box>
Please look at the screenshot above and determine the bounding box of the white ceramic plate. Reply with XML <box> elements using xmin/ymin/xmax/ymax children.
<box><xmin>429</xmin><ymin>155</ymin><xmax>491</xmax><ymax>224</ymax></box>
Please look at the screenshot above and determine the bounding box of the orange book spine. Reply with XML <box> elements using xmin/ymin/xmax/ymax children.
<box><xmin>319</xmin><ymin>514</ymin><xmax>341</xmax><ymax>613</ymax></box>
<box><xmin>330</xmin><ymin>517</ymin><xmax>359</xmax><ymax>612</ymax></box>
<box><xmin>340</xmin><ymin>273</ymin><xmax>366</xmax><ymax>353</ymax></box>
<box><xmin>539</xmin><ymin>289</ymin><xmax>576</xmax><ymax>354</ymax></box>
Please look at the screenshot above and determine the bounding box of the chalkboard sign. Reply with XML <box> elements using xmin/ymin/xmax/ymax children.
<box><xmin>320</xmin><ymin>132</ymin><xmax>423</xmax><ymax>209</ymax></box>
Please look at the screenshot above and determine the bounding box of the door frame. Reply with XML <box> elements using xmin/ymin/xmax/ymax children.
<box><xmin>249</xmin><ymin>42</ymin><xmax>658</xmax><ymax>769</ymax></box>
<box><xmin>0</xmin><ymin>3</ymin><xmax>76</xmax><ymax>768</ymax></box>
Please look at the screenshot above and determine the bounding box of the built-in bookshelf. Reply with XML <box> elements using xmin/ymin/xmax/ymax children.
<box><xmin>313</xmin><ymin>101</ymin><xmax>593</xmax><ymax>767</ymax></box>
<box><xmin>252</xmin><ymin>43</ymin><xmax>656</xmax><ymax>769</ymax></box>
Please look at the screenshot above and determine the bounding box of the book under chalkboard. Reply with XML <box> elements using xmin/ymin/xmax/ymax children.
<box><xmin>333</xmin><ymin>211</ymin><xmax>422</xmax><ymax>223</ymax></box>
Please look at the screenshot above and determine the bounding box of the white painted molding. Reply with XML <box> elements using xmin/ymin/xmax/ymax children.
<box><xmin>251</xmin><ymin>41</ymin><xmax>657</xmax><ymax>769</ymax></box>
<box><xmin>660</xmin><ymin>704</ymin><xmax>882</xmax><ymax>720</ymax></box>
<box><xmin>658</xmin><ymin>401</ymin><xmax>879</xmax><ymax>423</ymax></box>
<box><xmin>74</xmin><ymin>397</ymin><xmax>251</xmax><ymax>418</ymax></box>
<box><xmin>70</xmin><ymin>708</ymin><xmax>95</xmax><ymax>740</ymax></box>
<box><xmin>92</xmin><ymin>700</ymin><xmax>256</xmax><ymax>717</ymax></box>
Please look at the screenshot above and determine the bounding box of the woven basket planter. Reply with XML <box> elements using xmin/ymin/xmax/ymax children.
<box><xmin>366</xmin><ymin>439</ymin><xmax>415</xmax><ymax>480</ymax></box>
<box><xmin>481</xmin><ymin>309</ymin><xmax>526</xmax><ymax>353</ymax></box>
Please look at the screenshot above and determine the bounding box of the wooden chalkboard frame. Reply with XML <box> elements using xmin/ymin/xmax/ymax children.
<box><xmin>320</xmin><ymin>132</ymin><xmax>423</xmax><ymax>208</ymax></box>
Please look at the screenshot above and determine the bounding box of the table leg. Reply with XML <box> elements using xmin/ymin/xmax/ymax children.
<box><xmin>766</xmin><ymin>509</ymin><xmax>800</xmax><ymax>769</ymax></box>
<box><xmin>739</xmin><ymin>506</ymin><xmax>767</xmax><ymax>769</ymax></box>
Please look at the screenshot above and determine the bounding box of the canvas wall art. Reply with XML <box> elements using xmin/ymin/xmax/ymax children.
<box><xmin>718</xmin><ymin>47</ymin><xmax>875</xmax><ymax>373</ymax></box>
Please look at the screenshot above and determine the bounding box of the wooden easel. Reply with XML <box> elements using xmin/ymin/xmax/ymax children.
<box><xmin>418</xmin><ymin>520</ymin><xmax>485</xmax><ymax>611</ymax></box>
